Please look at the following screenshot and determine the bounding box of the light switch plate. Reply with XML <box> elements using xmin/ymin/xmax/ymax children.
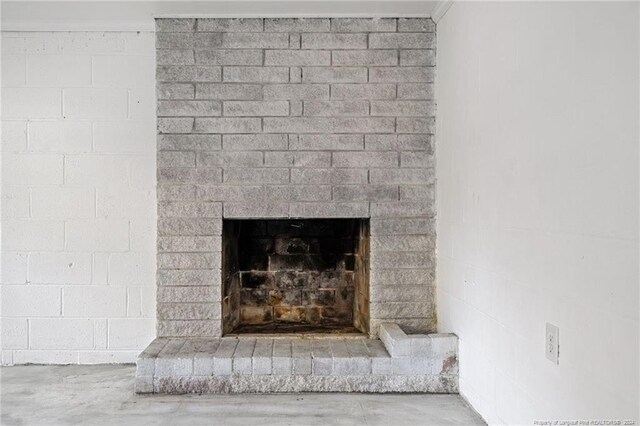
<box><xmin>546</xmin><ymin>323</ymin><xmax>559</xmax><ymax>364</ymax></box>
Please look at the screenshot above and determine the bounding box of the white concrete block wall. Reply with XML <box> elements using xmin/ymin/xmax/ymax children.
<box><xmin>436</xmin><ymin>2</ymin><xmax>639</xmax><ymax>424</ymax></box>
<box><xmin>1</xmin><ymin>31</ymin><xmax>157</xmax><ymax>365</ymax></box>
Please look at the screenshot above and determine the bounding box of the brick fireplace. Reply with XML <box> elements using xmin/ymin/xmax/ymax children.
<box><xmin>155</xmin><ymin>17</ymin><xmax>436</xmax><ymax>339</ymax></box>
<box><xmin>138</xmin><ymin>16</ymin><xmax>455</xmax><ymax>394</ymax></box>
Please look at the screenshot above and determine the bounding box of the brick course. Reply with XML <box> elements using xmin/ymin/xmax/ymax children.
<box><xmin>155</xmin><ymin>18</ymin><xmax>436</xmax><ymax>337</ymax></box>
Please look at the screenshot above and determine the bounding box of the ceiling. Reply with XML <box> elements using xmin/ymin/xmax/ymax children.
<box><xmin>1</xmin><ymin>0</ymin><xmax>448</xmax><ymax>31</ymax></box>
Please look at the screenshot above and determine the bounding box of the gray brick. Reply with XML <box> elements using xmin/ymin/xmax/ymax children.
<box><xmin>158</xmin><ymin>235</ymin><xmax>220</xmax><ymax>252</ymax></box>
<box><xmin>396</xmin><ymin>117</ymin><xmax>435</xmax><ymax>133</ymax></box>
<box><xmin>196</xmin><ymin>83</ymin><xmax>262</xmax><ymax>100</ymax></box>
<box><xmin>301</xmin><ymin>67</ymin><xmax>367</xmax><ymax>83</ymax></box>
<box><xmin>233</xmin><ymin>339</ymin><xmax>255</xmax><ymax>374</ymax></box>
<box><xmin>224</xmin><ymin>101</ymin><xmax>289</xmax><ymax>117</ymax></box>
<box><xmin>223</xmin><ymin>168</ymin><xmax>289</xmax><ymax>183</ymax></box>
<box><xmin>378</xmin><ymin>323</ymin><xmax>410</xmax><ymax>357</ymax></box>
<box><xmin>398</xmin><ymin>18</ymin><xmax>435</xmax><ymax>32</ymax></box>
<box><xmin>265</xmin><ymin>50</ymin><xmax>331</xmax><ymax>66</ymax></box>
<box><xmin>272</xmin><ymin>340</ymin><xmax>293</xmax><ymax>374</ymax></box>
<box><xmin>370</xmin><ymin>268</ymin><xmax>433</xmax><ymax>286</ymax></box>
<box><xmin>195</xmin><ymin>50</ymin><xmax>263</xmax><ymax>66</ymax></box>
<box><xmin>291</xmin><ymin>168</ymin><xmax>367</xmax><ymax>184</ymax></box>
<box><xmin>369</xmin><ymin>67</ymin><xmax>434</xmax><ymax>82</ymax></box>
<box><xmin>369</xmin><ymin>168</ymin><xmax>434</xmax><ymax>184</ymax></box>
<box><xmin>262</xmin><ymin>185</ymin><xmax>331</xmax><ymax>201</ymax></box>
<box><xmin>333</xmin><ymin>151</ymin><xmax>398</xmax><ymax>168</ymax></box>
<box><xmin>157</xmin><ymin>50</ymin><xmax>195</xmax><ymax>65</ymax></box>
<box><xmin>158</xmin><ymin>100</ymin><xmax>221</xmax><ymax>117</ymax></box>
<box><xmin>158</xmin><ymin>218</ymin><xmax>223</xmax><ymax>236</ymax></box>
<box><xmin>371</xmin><ymin>252</ymin><xmax>434</xmax><ymax>269</ymax></box>
<box><xmin>197</xmin><ymin>151</ymin><xmax>263</xmax><ymax>168</ymax></box>
<box><xmin>370</xmin><ymin>285</ymin><xmax>432</xmax><ymax>303</ymax></box>
<box><xmin>292</xmin><ymin>135</ymin><xmax>363</xmax><ymax>151</ymax></box>
<box><xmin>197</xmin><ymin>18</ymin><xmax>263</xmax><ymax>32</ymax></box>
<box><xmin>330</xmin><ymin>84</ymin><xmax>396</xmax><ymax>100</ymax></box>
<box><xmin>290</xmin><ymin>100</ymin><xmax>303</xmax><ymax>115</ymax></box>
<box><xmin>158</xmin><ymin>303</ymin><xmax>217</xmax><ymax>320</ymax></box>
<box><xmin>397</xmin><ymin>83</ymin><xmax>434</xmax><ymax>100</ymax></box>
<box><xmin>370</xmin><ymin>201</ymin><xmax>434</xmax><ymax>217</ymax></box>
<box><xmin>223</xmin><ymin>134</ymin><xmax>288</xmax><ymax>151</ymax></box>
<box><xmin>370</xmin><ymin>217</ymin><xmax>435</xmax><ymax>236</ymax></box>
<box><xmin>196</xmin><ymin>185</ymin><xmax>264</xmax><ymax>202</ymax></box>
<box><xmin>333</xmin><ymin>185</ymin><xmax>398</xmax><ymax>202</ymax></box>
<box><xmin>311</xmin><ymin>340</ymin><xmax>332</xmax><ymax>375</ymax></box>
<box><xmin>303</xmin><ymin>100</ymin><xmax>368</xmax><ymax>116</ymax></box>
<box><xmin>330</xmin><ymin>18</ymin><xmax>397</xmax><ymax>32</ymax></box>
<box><xmin>158</xmin><ymin>185</ymin><xmax>196</xmax><ymax>201</ymax></box>
<box><xmin>194</xmin><ymin>117</ymin><xmax>261</xmax><ymax>133</ymax></box>
<box><xmin>156</xmin><ymin>33</ymin><xmax>196</xmax><ymax>49</ymax></box>
<box><xmin>224</xmin><ymin>202</ymin><xmax>289</xmax><ymax>218</ymax></box>
<box><xmin>371</xmin><ymin>101</ymin><xmax>434</xmax><ymax>117</ymax></box>
<box><xmin>332</xmin><ymin>50</ymin><xmax>398</xmax><ymax>66</ymax></box>
<box><xmin>155</xmin><ymin>357</ymin><xmax>192</xmax><ymax>377</ymax></box>
<box><xmin>265</xmin><ymin>152</ymin><xmax>333</xmax><ymax>168</ymax></box>
<box><xmin>158</xmin><ymin>320</ymin><xmax>220</xmax><ymax>337</ymax></box>
<box><xmin>262</xmin><ymin>151</ymin><xmax>291</xmax><ymax>167</ymax></box>
<box><xmin>301</xmin><ymin>33</ymin><xmax>367</xmax><ymax>49</ymax></box>
<box><xmin>157</xmin><ymin>66</ymin><xmax>222</xmax><ymax>82</ymax></box>
<box><xmin>193</xmin><ymin>356</ymin><xmax>215</xmax><ymax>376</ymax></box>
<box><xmin>292</xmin><ymin>355</ymin><xmax>312</xmax><ymax>375</ymax></box>
<box><xmin>157</xmin><ymin>168</ymin><xmax>222</xmax><ymax>185</ymax></box>
<box><xmin>263</xmin><ymin>84</ymin><xmax>329</xmax><ymax>100</ymax></box>
<box><xmin>158</xmin><ymin>201</ymin><xmax>222</xmax><ymax>218</ymax></box>
<box><xmin>399</xmin><ymin>184</ymin><xmax>435</xmax><ymax>200</ymax></box>
<box><xmin>213</xmin><ymin>339</ymin><xmax>237</xmax><ymax>375</ymax></box>
<box><xmin>194</xmin><ymin>33</ymin><xmax>224</xmax><ymax>48</ymax></box>
<box><xmin>264</xmin><ymin>117</ymin><xmax>394</xmax><ymax>133</ymax></box>
<box><xmin>369</xmin><ymin>33</ymin><xmax>435</xmax><ymax>49</ymax></box>
<box><xmin>158</xmin><ymin>118</ymin><xmax>194</xmax><ymax>134</ymax></box>
<box><xmin>157</xmin><ymin>83</ymin><xmax>194</xmax><ymax>99</ymax></box>
<box><xmin>222</xmin><ymin>33</ymin><xmax>289</xmax><ymax>48</ymax></box>
<box><xmin>158</xmin><ymin>151</ymin><xmax>196</xmax><ymax>167</ymax></box>
<box><xmin>290</xmin><ymin>202</ymin><xmax>368</xmax><ymax>218</ymax></box>
<box><xmin>371</xmin><ymin>301</ymin><xmax>434</xmax><ymax>319</ymax></box>
<box><xmin>158</xmin><ymin>134</ymin><xmax>221</xmax><ymax>151</ymax></box>
<box><xmin>292</xmin><ymin>152</ymin><xmax>332</xmax><ymax>167</ymax></box>
<box><xmin>365</xmin><ymin>134</ymin><xmax>433</xmax><ymax>151</ymax></box>
<box><xmin>157</xmin><ymin>286</ymin><xmax>218</xmax><ymax>303</ymax></box>
<box><xmin>400</xmin><ymin>49</ymin><xmax>436</xmax><ymax>66</ymax></box>
<box><xmin>253</xmin><ymin>339</ymin><xmax>273</xmax><ymax>375</ymax></box>
<box><xmin>289</xmin><ymin>34</ymin><xmax>301</xmax><ymax>49</ymax></box>
<box><xmin>401</xmin><ymin>152</ymin><xmax>434</xmax><ymax>168</ymax></box>
<box><xmin>371</xmin><ymin>235</ymin><xmax>435</xmax><ymax>251</ymax></box>
<box><xmin>430</xmin><ymin>334</ymin><xmax>458</xmax><ymax>357</ymax></box>
<box><xmin>156</xmin><ymin>18</ymin><xmax>196</xmax><ymax>32</ymax></box>
<box><xmin>265</xmin><ymin>18</ymin><xmax>329</xmax><ymax>32</ymax></box>
<box><xmin>157</xmin><ymin>270</ymin><xmax>219</xmax><ymax>286</ymax></box>
<box><xmin>290</xmin><ymin>67</ymin><xmax>302</xmax><ymax>83</ymax></box>
<box><xmin>223</xmin><ymin>66</ymin><xmax>289</xmax><ymax>83</ymax></box>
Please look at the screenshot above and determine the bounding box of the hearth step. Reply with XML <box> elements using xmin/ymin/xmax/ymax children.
<box><xmin>135</xmin><ymin>324</ymin><xmax>458</xmax><ymax>394</ymax></box>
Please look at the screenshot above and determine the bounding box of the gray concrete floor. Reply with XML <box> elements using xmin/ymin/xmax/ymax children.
<box><xmin>1</xmin><ymin>365</ymin><xmax>485</xmax><ymax>425</ymax></box>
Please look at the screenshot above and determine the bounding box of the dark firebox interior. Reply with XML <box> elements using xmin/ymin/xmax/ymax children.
<box><xmin>222</xmin><ymin>219</ymin><xmax>370</xmax><ymax>335</ymax></box>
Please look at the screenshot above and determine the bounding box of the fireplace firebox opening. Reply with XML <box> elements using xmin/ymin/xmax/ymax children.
<box><xmin>221</xmin><ymin>219</ymin><xmax>370</xmax><ymax>335</ymax></box>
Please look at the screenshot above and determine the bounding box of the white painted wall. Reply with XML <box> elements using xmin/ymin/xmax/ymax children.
<box><xmin>1</xmin><ymin>31</ymin><xmax>157</xmax><ymax>364</ymax></box>
<box><xmin>436</xmin><ymin>2</ymin><xmax>639</xmax><ymax>424</ymax></box>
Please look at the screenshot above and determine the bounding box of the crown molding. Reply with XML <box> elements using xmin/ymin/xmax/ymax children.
<box><xmin>1</xmin><ymin>1</ymin><xmax>439</xmax><ymax>32</ymax></box>
<box><xmin>430</xmin><ymin>0</ymin><xmax>453</xmax><ymax>23</ymax></box>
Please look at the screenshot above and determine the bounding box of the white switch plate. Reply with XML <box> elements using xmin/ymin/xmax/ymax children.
<box><xmin>546</xmin><ymin>323</ymin><xmax>559</xmax><ymax>364</ymax></box>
